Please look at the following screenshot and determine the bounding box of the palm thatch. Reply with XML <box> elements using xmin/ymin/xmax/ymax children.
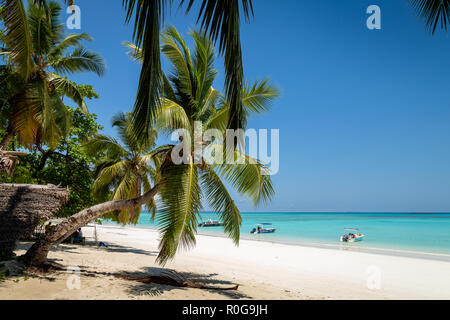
<box><xmin>0</xmin><ymin>183</ymin><xmax>69</xmax><ymax>260</ymax></box>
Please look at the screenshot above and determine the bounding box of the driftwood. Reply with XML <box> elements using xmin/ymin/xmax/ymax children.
<box><xmin>115</xmin><ymin>269</ymin><xmax>239</xmax><ymax>291</ymax></box>
<box><xmin>0</xmin><ymin>184</ymin><xmax>70</xmax><ymax>260</ymax></box>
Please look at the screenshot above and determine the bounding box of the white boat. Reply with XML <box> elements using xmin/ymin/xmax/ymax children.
<box><xmin>340</xmin><ymin>228</ymin><xmax>365</xmax><ymax>242</ymax></box>
<box><xmin>251</xmin><ymin>223</ymin><xmax>276</xmax><ymax>234</ymax></box>
<box><xmin>198</xmin><ymin>219</ymin><xmax>224</xmax><ymax>227</ymax></box>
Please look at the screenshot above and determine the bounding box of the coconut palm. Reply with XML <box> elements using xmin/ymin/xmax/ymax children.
<box><xmin>0</xmin><ymin>0</ymin><xmax>105</xmax><ymax>150</ymax></box>
<box><xmin>84</xmin><ymin>112</ymin><xmax>161</xmax><ymax>225</ymax></box>
<box><xmin>123</xmin><ymin>26</ymin><xmax>279</xmax><ymax>263</ymax></box>
<box><xmin>23</xmin><ymin>27</ymin><xmax>279</xmax><ymax>267</ymax></box>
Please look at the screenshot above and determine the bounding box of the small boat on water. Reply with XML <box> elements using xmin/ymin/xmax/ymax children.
<box><xmin>340</xmin><ymin>228</ymin><xmax>365</xmax><ymax>242</ymax></box>
<box><xmin>198</xmin><ymin>219</ymin><xmax>224</xmax><ymax>227</ymax></box>
<box><xmin>251</xmin><ymin>223</ymin><xmax>276</xmax><ymax>234</ymax></box>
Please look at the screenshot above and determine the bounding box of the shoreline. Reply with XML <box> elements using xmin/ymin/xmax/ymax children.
<box><xmin>101</xmin><ymin>223</ymin><xmax>450</xmax><ymax>262</ymax></box>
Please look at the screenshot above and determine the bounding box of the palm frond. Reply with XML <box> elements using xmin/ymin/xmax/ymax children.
<box><xmin>1</xmin><ymin>0</ymin><xmax>34</xmax><ymax>80</ymax></box>
<box><xmin>48</xmin><ymin>33</ymin><xmax>92</xmax><ymax>57</ymax></box>
<box><xmin>409</xmin><ymin>0</ymin><xmax>450</xmax><ymax>34</ymax></box>
<box><xmin>200</xmin><ymin>163</ymin><xmax>241</xmax><ymax>244</ymax></box>
<box><xmin>27</xmin><ymin>0</ymin><xmax>56</xmax><ymax>57</ymax></box>
<box><xmin>112</xmin><ymin>111</ymin><xmax>158</xmax><ymax>154</ymax></box>
<box><xmin>92</xmin><ymin>160</ymin><xmax>129</xmax><ymax>196</ymax></box>
<box><xmin>40</xmin><ymin>93</ymin><xmax>70</xmax><ymax>149</ymax></box>
<box><xmin>162</xmin><ymin>72</ymin><xmax>177</xmax><ymax>101</ymax></box>
<box><xmin>122</xmin><ymin>41</ymin><xmax>143</xmax><ymax>63</ymax></box>
<box><xmin>197</xmin><ymin>87</ymin><xmax>220</xmax><ymax>119</ymax></box>
<box><xmin>141</xmin><ymin>144</ymin><xmax>174</xmax><ymax>164</ymax></box>
<box><xmin>123</xmin><ymin>0</ymin><xmax>167</xmax><ymax>142</ymax></box>
<box><xmin>161</xmin><ymin>26</ymin><xmax>195</xmax><ymax>104</ymax></box>
<box><xmin>11</xmin><ymin>84</ymin><xmax>41</xmax><ymax>147</ymax></box>
<box><xmin>204</xmin><ymin>104</ymin><xmax>228</xmax><ymax>132</ymax></box>
<box><xmin>84</xmin><ymin>134</ymin><xmax>128</xmax><ymax>159</ymax></box>
<box><xmin>211</xmin><ymin>145</ymin><xmax>274</xmax><ymax>206</ymax></box>
<box><xmin>157</xmin><ymin>98</ymin><xmax>192</xmax><ymax>134</ymax></box>
<box><xmin>49</xmin><ymin>47</ymin><xmax>105</xmax><ymax>76</ymax></box>
<box><xmin>182</xmin><ymin>0</ymin><xmax>254</xmax><ymax>131</ymax></box>
<box><xmin>47</xmin><ymin>73</ymin><xmax>87</xmax><ymax>112</ymax></box>
<box><xmin>191</xmin><ymin>30</ymin><xmax>218</xmax><ymax>117</ymax></box>
<box><xmin>157</xmin><ymin>158</ymin><xmax>202</xmax><ymax>265</ymax></box>
<box><xmin>242</xmin><ymin>79</ymin><xmax>280</xmax><ymax>115</ymax></box>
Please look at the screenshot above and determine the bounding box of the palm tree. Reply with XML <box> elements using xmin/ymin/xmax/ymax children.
<box><xmin>85</xmin><ymin>112</ymin><xmax>161</xmax><ymax>225</ymax></box>
<box><xmin>0</xmin><ymin>0</ymin><xmax>105</xmax><ymax>150</ymax></box>
<box><xmin>23</xmin><ymin>27</ymin><xmax>279</xmax><ymax>267</ymax></box>
<box><xmin>125</xmin><ymin>27</ymin><xmax>279</xmax><ymax>263</ymax></box>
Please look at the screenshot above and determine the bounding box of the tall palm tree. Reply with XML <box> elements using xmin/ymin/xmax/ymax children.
<box><xmin>125</xmin><ymin>27</ymin><xmax>280</xmax><ymax>263</ymax></box>
<box><xmin>23</xmin><ymin>27</ymin><xmax>279</xmax><ymax>267</ymax></box>
<box><xmin>84</xmin><ymin>112</ymin><xmax>161</xmax><ymax>225</ymax></box>
<box><xmin>0</xmin><ymin>0</ymin><xmax>105</xmax><ymax>150</ymax></box>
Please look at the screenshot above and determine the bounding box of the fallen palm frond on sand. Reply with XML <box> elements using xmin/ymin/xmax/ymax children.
<box><xmin>115</xmin><ymin>269</ymin><xmax>239</xmax><ymax>291</ymax></box>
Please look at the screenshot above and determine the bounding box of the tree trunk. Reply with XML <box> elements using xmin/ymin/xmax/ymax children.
<box><xmin>0</xmin><ymin>124</ymin><xmax>16</xmax><ymax>150</ymax></box>
<box><xmin>22</xmin><ymin>183</ymin><xmax>162</xmax><ymax>267</ymax></box>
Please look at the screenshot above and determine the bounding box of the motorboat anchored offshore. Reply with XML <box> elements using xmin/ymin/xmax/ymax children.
<box><xmin>340</xmin><ymin>228</ymin><xmax>365</xmax><ymax>242</ymax></box>
<box><xmin>198</xmin><ymin>219</ymin><xmax>224</xmax><ymax>227</ymax></box>
<box><xmin>251</xmin><ymin>223</ymin><xmax>276</xmax><ymax>234</ymax></box>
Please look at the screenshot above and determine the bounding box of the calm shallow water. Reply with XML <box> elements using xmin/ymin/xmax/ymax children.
<box><xmin>103</xmin><ymin>212</ymin><xmax>450</xmax><ymax>255</ymax></box>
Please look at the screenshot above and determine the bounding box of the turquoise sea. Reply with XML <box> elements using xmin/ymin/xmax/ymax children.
<box><xmin>104</xmin><ymin>212</ymin><xmax>450</xmax><ymax>256</ymax></box>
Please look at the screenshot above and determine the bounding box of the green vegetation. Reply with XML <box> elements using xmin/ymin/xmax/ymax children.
<box><xmin>4</xmin><ymin>100</ymin><xmax>106</xmax><ymax>217</ymax></box>
<box><xmin>0</xmin><ymin>0</ymin><xmax>105</xmax><ymax>218</ymax></box>
<box><xmin>85</xmin><ymin>112</ymin><xmax>160</xmax><ymax>225</ymax></box>
<box><xmin>0</xmin><ymin>0</ymin><xmax>105</xmax><ymax>149</ymax></box>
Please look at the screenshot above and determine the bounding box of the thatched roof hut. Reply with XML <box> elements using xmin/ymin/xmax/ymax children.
<box><xmin>0</xmin><ymin>184</ymin><xmax>70</xmax><ymax>260</ymax></box>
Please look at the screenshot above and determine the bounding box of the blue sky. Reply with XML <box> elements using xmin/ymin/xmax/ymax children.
<box><xmin>66</xmin><ymin>0</ymin><xmax>450</xmax><ymax>212</ymax></box>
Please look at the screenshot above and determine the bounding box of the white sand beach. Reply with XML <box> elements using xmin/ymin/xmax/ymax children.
<box><xmin>1</xmin><ymin>225</ymin><xmax>450</xmax><ymax>300</ymax></box>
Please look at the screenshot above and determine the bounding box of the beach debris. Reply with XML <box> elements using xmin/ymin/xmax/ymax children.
<box><xmin>115</xmin><ymin>269</ymin><xmax>239</xmax><ymax>291</ymax></box>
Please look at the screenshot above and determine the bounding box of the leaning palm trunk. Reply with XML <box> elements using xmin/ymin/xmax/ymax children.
<box><xmin>22</xmin><ymin>183</ymin><xmax>161</xmax><ymax>267</ymax></box>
